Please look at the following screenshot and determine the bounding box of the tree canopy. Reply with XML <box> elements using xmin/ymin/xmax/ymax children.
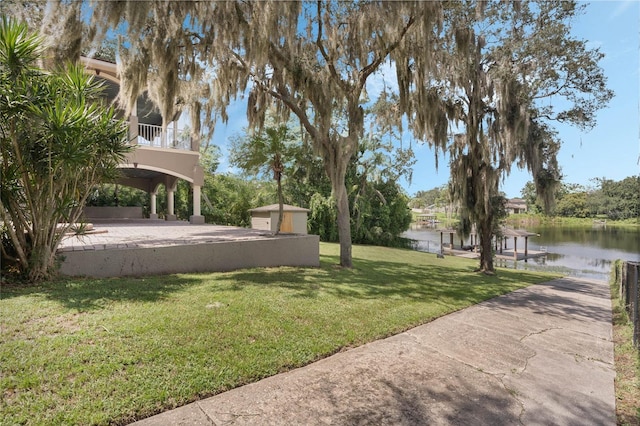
<box><xmin>23</xmin><ymin>0</ymin><xmax>613</xmax><ymax>272</ymax></box>
<box><xmin>27</xmin><ymin>1</ymin><xmax>445</xmax><ymax>267</ymax></box>
<box><xmin>523</xmin><ymin>176</ymin><xmax>640</xmax><ymax>220</ymax></box>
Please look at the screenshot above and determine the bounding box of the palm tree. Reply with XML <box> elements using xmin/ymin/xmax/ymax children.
<box><xmin>229</xmin><ymin>125</ymin><xmax>292</xmax><ymax>234</ymax></box>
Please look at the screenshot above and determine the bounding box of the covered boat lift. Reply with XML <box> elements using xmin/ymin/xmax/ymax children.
<box><xmin>438</xmin><ymin>227</ymin><xmax>542</xmax><ymax>261</ymax></box>
<box><xmin>497</xmin><ymin>227</ymin><xmax>540</xmax><ymax>260</ymax></box>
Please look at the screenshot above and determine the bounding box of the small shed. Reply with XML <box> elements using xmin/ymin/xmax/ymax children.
<box><xmin>249</xmin><ymin>204</ymin><xmax>310</xmax><ymax>234</ymax></box>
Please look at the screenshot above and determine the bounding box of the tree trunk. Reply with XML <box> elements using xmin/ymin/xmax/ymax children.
<box><xmin>333</xmin><ymin>178</ymin><xmax>353</xmax><ymax>268</ymax></box>
<box><xmin>27</xmin><ymin>237</ymin><xmax>54</xmax><ymax>282</ymax></box>
<box><xmin>276</xmin><ymin>174</ymin><xmax>283</xmax><ymax>235</ymax></box>
<box><xmin>323</xmin><ymin>134</ymin><xmax>356</xmax><ymax>269</ymax></box>
<box><xmin>478</xmin><ymin>222</ymin><xmax>495</xmax><ymax>274</ymax></box>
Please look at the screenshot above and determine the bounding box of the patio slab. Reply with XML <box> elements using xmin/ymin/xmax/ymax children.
<box><xmin>57</xmin><ymin>220</ymin><xmax>319</xmax><ymax>277</ymax></box>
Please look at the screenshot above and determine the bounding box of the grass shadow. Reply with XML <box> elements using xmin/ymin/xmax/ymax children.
<box><xmin>1</xmin><ymin>274</ymin><xmax>204</xmax><ymax>311</ymax></box>
<box><xmin>222</xmin><ymin>252</ymin><xmax>556</xmax><ymax>305</ymax></box>
<box><xmin>1</xmin><ymin>248</ymin><xmax>558</xmax><ymax>313</ymax></box>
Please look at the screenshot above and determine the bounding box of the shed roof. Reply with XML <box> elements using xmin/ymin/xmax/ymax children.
<box><xmin>249</xmin><ymin>204</ymin><xmax>310</xmax><ymax>213</ymax></box>
<box><xmin>438</xmin><ymin>227</ymin><xmax>538</xmax><ymax>238</ymax></box>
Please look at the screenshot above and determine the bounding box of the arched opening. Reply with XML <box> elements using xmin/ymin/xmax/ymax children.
<box><xmin>81</xmin><ymin>56</ymin><xmax>205</xmax><ymax>223</ymax></box>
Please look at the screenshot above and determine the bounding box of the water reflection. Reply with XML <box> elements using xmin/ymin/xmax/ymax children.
<box><xmin>531</xmin><ymin>225</ymin><xmax>640</xmax><ymax>253</ymax></box>
<box><xmin>403</xmin><ymin>224</ymin><xmax>640</xmax><ymax>281</ymax></box>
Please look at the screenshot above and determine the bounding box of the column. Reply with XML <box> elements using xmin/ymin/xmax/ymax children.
<box><xmin>513</xmin><ymin>237</ymin><xmax>518</xmax><ymax>260</ymax></box>
<box><xmin>166</xmin><ymin>187</ymin><xmax>176</xmax><ymax>221</ymax></box>
<box><xmin>161</xmin><ymin>124</ymin><xmax>167</xmax><ymax>149</ymax></box>
<box><xmin>190</xmin><ymin>185</ymin><xmax>205</xmax><ymax>224</ymax></box>
<box><xmin>129</xmin><ymin>114</ymin><xmax>138</xmax><ymax>145</ymax></box>
<box><xmin>149</xmin><ymin>192</ymin><xmax>158</xmax><ymax>219</ymax></box>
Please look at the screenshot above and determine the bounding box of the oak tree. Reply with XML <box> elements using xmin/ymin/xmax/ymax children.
<box><xmin>78</xmin><ymin>1</ymin><xmax>445</xmax><ymax>267</ymax></box>
<box><xmin>407</xmin><ymin>0</ymin><xmax>612</xmax><ymax>273</ymax></box>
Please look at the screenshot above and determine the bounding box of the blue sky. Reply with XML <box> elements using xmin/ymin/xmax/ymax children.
<box><xmin>492</xmin><ymin>0</ymin><xmax>640</xmax><ymax>198</ymax></box>
<box><xmin>213</xmin><ymin>1</ymin><xmax>640</xmax><ymax>198</ymax></box>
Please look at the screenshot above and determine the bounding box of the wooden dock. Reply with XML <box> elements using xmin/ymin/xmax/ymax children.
<box><xmin>444</xmin><ymin>248</ymin><xmax>547</xmax><ymax>261</ymax></box>
<box><xmin>438</xmin><ymin>226</ymin><xmax>544</xmax><ymax>261</ymax></box>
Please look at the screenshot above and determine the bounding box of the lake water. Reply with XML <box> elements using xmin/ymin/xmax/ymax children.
<box><xmin>403</xmin><ymin>224</ymin><xmax>640</xmax><ymax>281</ymax></box>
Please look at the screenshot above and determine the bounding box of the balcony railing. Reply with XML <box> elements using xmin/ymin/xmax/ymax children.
<box><xmin>135</xmin><ymin>122</ymin><xmax>191</xmax><ymax>150</ymax></box>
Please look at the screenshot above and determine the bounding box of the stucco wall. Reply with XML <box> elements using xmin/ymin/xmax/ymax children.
<box><xmin>291</xmin><ymin>213</ymin><xmax>308</xmax><ymax>234</ymax></box>
<box><xmin>124</xmin><ymin>147</ymin><xmax>203</xmax><ymax>186</ymax></box>
<box><xmin>251</xmin><ymin>215</ymin><xmax>271</xmax><ymax>231</ymax></box>
<box><xmin>58</xmin><ymin>234</ymin><xmax>320</xmax><ymax>278</ymax></box>
<box><xmin>83</xmin><ymin>206</ymin><xmax>143</xmax><ymax>219</ymax></box>
<box><xmin>250</xmin><ymin>211</ymin><xmax>308</xmax><ymax>234</ymax></box>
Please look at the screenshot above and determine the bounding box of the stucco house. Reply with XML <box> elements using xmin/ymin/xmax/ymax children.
<box><xmin>505</xmin><ymin>198</ymin><xmax>528</xmax><ymax>215</ymax></box>
<box><xmin>81</xmin><ymin>56</ymin><xmax>205</xmax><ymax>223</ymax></box>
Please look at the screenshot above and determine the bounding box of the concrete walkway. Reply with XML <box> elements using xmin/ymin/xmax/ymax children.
<box><xmin>131</xmin><ymin>277</ymin><xmax>615</xmax><ymax>426</ymax></box>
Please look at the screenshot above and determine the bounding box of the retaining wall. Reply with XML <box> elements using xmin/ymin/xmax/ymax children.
<box><xmin>83</xmin><ymin>206</ymin><xmax>144</xmax><ymax>219</ymax></box>
<box><xmin>59</xmin><ymin>234</ymin><xmax>320</xmax><ymax>278</ymax></box>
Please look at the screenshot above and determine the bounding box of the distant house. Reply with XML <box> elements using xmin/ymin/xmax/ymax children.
<box><xmin>410</xmin><ymin>205</ymin><xmax>445</xmax><ymax>214</ymax></box>
<box><xmin>506</xmin><ymin>198</ymin><xmax>528</xmax><ymax>214</ymax></box>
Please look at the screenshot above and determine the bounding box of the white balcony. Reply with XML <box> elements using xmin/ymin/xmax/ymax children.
<box><xmin>135</xmin><ymin>122</ymin><xmax>191</xmax><ymax>150</ymax></box>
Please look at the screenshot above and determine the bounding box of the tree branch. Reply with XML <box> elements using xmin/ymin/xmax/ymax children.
<box><xmin>253</xmin><ymin>77</ymin><xmax>319</xmax><ymax>144</ymax></box>
<box><xmin>360</xmin><ymin>14</ymin><xmax>416</xmax><ymax>85</ymax></box>
<box><xmin>315</xmin><ymin>0</ymin><xmax>350</xmax><ymax>93</ymax></box>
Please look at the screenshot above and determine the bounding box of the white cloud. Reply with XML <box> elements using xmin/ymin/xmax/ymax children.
<box><xmin>608</xmin><ymin>0</ymin><xmax>635</xmax><ymax>20</ymax></box>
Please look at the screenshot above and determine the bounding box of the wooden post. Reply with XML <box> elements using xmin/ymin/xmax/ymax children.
<box><xmin>629</xmin><ymin>263</ymin><xmax>639</xmax><ymax>347</ymax></box>
<box><xmin>513</xmin><ymin>237</ymin><xmax>518</xmax><ymax>260</ymax></box>
<box><xmin>524</xmin><ymin>236</ymin><xmax>529</xmax><ymax>258</ymax></box>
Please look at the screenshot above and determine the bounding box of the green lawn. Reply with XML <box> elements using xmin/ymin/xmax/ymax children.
<box><xmin>1</xmin><ymin>243</ymin><xmax>558</xmax><ymax>425</ymax></box>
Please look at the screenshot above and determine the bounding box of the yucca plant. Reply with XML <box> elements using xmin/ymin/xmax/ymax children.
<box><xmin>0</xmin><ymin>17</ymin><xmax>129</xmax><ymax>282</ymax></box>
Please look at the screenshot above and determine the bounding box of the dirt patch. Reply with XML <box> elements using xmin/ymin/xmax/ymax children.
<box><xmin>11</xmin><ymin>312</ymin><xmax>85</xmax><ymax>341</ymax></box>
